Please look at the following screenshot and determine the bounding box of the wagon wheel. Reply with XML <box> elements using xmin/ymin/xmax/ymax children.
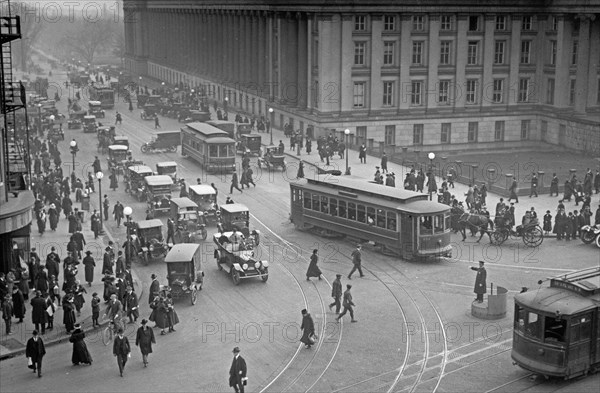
<box><xmin>232</xmin><ymin>269</ymin><xmax>241</xmax><ymax>285</ymax></box>
<box><xmin>191</xmin><ymin>288</ymin><xmax>197</xmax><ymax>305</ymax></box>
<box><xmin>491</xmin><ymin>229</ymin><xmax>509</xmax><ymax>245</ymax></box>
<box><xmin>522</xmin><ymin>226</ymin><xmax>544</xmax><ymax>247</ymax></box>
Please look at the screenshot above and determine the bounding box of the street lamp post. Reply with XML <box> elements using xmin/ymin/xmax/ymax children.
<box><xmin>96</xmin><ymin>171</ymin><xmax>105</xmax><ymax>234</ymax></box>
<box><xmin>428</xmin><ymin>152</ymin><xmax>435</xmax><ymax>201</ymax></box>
<box><xmin>36</xmin><ymin>104</ymin><xmax>42</xmax><ymax>135</ymax></box>
<box><xmin>123</xmin><ymin>206</ymin><xmax>133</xmax><ymax>266</ymax></box>
<box><xmin>268</xmin><ymin>107</ymin><xmax>274</xmax><ymax>145</ymax></box>
<box><xmin>344</xmin><ymin>129</ymin><xmax>350</xmax><ymax>175</ymax></box>
<box><xmin>69</xmin><ymin>139</ymin><xmax>78</xmax><ymax>179</ymax></box>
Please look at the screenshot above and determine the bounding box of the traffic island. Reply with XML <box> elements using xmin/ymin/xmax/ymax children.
<box><xmin>471</xmin><ymin>285</ymin><xmax>508</xmax><ymax>320</ymax></box>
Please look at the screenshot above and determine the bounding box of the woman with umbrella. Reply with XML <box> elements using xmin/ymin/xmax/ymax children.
<box><xmin>69</xmin><ymin>323</ymin><xmax>92</xmax><ymax>365</ymax></box>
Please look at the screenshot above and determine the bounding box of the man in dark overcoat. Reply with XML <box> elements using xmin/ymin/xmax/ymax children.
<box><xmin>25</xmin><ymin>330</ymin><xmax>46</xmax><ymax>377</ymax></box>
<box><xmin>83</xmin><ymin>250</ymin><xmax>95</xmax><ymax>286</ymax></box>
<box><xmin>470</xmin><ymin>261</ymin><xmax>487</xmax><ymax>303</ymax></box>
<box><xmin>62</xmin><ymin>195</ymin><xmax>73</xmax><ymax>219</ymax></box>
<box><xmin>229</xmin><ymin>347</ymin><xmax>247</xmax><ymax>393</ymax></box>
<box><xmin>30</xmin><ymin>290</ymin><xmax>48</xmax><ymax>335</ymax></box>
<box><xmin>11</xmin><ymin>286</ymin><xmax>26</xmax><ymax>323</ymax></box>
<box><xmin>124</xmin><ymin>286</ymin><xmax>139</xmax><ymax>323</ymax></box>
<box><xmin>329</xmin><ymin>274</ymin><xmax>343</xmax><ymax>314</ymax></box>
<box><xmin>148</xmin><ymin>274</ymin><xmax>159</xmax><ymax>305</ymax></box>
<box><xmin>113</xmin><ymin>328</ymin><xmax>131</xmax><ymax>377</ymax></box>
<box><xmin>67</xmin><ymin>212</ymin><xmax>78</xmax><ymax>234</ymax></box>
<box><xmin>102</xmin><ymin>247</ymin><xmax>114</xmax><ymax>275</ymax></box>
<box><xmin>300</xmin><ymin>309</ymin><xmax>315</xmax><ymax>349</ymax></box>
<box><xmin>71</xmin><ymin>229</ymin><xmax>86</xmax><ymax>259</ymax></box>
<box><xmin>135</xmin><ymin>319</ymin><xmax>155</xmax><ymax>367</ymax></box>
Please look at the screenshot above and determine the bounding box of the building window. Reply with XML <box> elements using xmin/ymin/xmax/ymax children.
<box><xmin>569</xmin><ymin>79</ymin><xmax>576</xmax><ymax>105</ymax></box>
<box><xmin>551</xmin><ymin>16</ymin><xmax>558</xmax><ymax>31</ymax></box>
<box><xmin>412</xmin><ymin>41</ymin><xmax>424</xmax><ymax>65</ymax></box>
<box><xmin>411</xmin><ymin>81</ymin><xmax>423</xmax><ymax>105</ymax></box>
<box><xmin>520</xmin><ymin>41</ymin><xmax>531</xmax><ymax>64</ymax></box>
<box><xmin>413</xmin><ymin>124</ymin><xmax>423</xmax><ymax>145</ymax></box>
<box><xmin>385</xmin><ymin>125</ymin><xmax>396</xmax><ymax>145</ymax></box>
<box><xmin>495</xmin><ymin>15</ymin><xmax>506</xmax><ymax>31</ymax></box>
<box><xmin>541</xmin><ymin>120</ymin><xmax>548</xmax><ymax>139</ymax></box>
<box><xmin>546</xmin><ymin>78</ymin><xmax>555</xmax><ymax>104</ymax></box>
<box><xmin>468</xmin><ymin>122</ymin><xmax>478</xmax><ymax>142</ymax></box>
<box><xmin>518</xmin><ymin>78</ymin><xmax>529</xmax><ymax>102</ymax></box>
<box><xmin>573</xmin><ymin>19</ymin><xmax>580</xmax><ymax>35</ymax></box>
<box><xmin>572</xmin><ymin>41</ymin><xmax>578</xmax><ymax>65</ymax></box>
<box><xmin>467</xmin><ymin>41</ymin><xmax>478</xmax><ymax>65</ymax></box>
<box><xmin>440</xmin><ymin>41</ymin><xmax>451</xmax><ymax>65</ymax></box>
<box><xmin>468</xmin><ymin>15</ymin><xmax>479</xmax><ymax>31</ymax></box>
<box><xmin>353</xmin><ymin>82</ymin><xmax>365</xmax><ymax>108</ymax></box>
<box><xmin>521</xmin><ymin>120</ymin><xmax>531</xmax><ymax>140</ymax></box>
<box><xmin>384</xmin><ymin>15</ymin><xmax>395</xmax><ymax>31</ymax></box>
<box><xmin>466</xmin><ymin>79</ymin><xmax>477</xmax><ymax>104</ymax></box>
<box><xmin>494</xmin><ymin>41</ymin><xmax>505</xmax><ymax>64</ymax></box>
<box><xmin>354</xmin><ymin>42</ymin><xmax>366</xmax><ymax>66</ymax></box>
<box><xmin>522</xmin><ymin>15</ymin><xmax>532</xmax><ymax>31</ymax></box>
<box><xmin>440</xmin><ymin>15</ymin><xmax>453</xmax><ymax>31</ymax></box>
<box><xmin>354</xmin><ymin>15</ymin><xmax>366</xmax><ymax>31</ymax></box>
<box><xmin>493</xmin><ymin>79</ymin><xmax>504</xmax><ymax>103</ymax></box>
<box><xmin>383</xmin><ymin>81</ymin><xmax>394</xmax><ymax>106</ymax></box>
<box><xmin>438</xmin><ymin>80</ymin><xmax>450</xmax><ymax>104</ymax></box>
<box><xmin>383</xmin><ymin>41</ymin><xmax>395</xmax><ymax>65</ymax></box>
<box><xmin>550</xmin><ymin>40</ymin><xmax>557</xmax><ymax>65</ymax></box>
<box><xmin>441</xmin><ymin>123</ymin><xmax>451</xmax><ymax>144</ymax></box>
<box><xmin>494</xmin><ymin>121</ymin><xmax>505</xmax><ymax>141</ymax></box>
<box><xmin>413</xmin><ymin>15</ymin><xmax>425</xmax><ymax>31</ymax></box>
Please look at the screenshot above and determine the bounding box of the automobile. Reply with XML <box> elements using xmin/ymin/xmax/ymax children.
<box><xmin>179</xmin><ymin>109</ymin><xmax>211</xmax><ymax>123</ymax></box>
<box><xmin>125</xmin><ymin>165</ymin><xmax>154</xmax><ymax>200</ymax></box>
<box><xmin>82</xmin><ymin>115</ymin><xmax>97</xmax><ymax>134</ymax></box>
<box><xmin>141</xmin><ymin>104</ymin><xmax>158</xmax><ymax>120</ymax></box>
<box><xmin>132</xmin><ymin>219</ymin><xmax>169</xmax><ymax>265</ymax></box>
<box><xmin>107</xmin><ymin>145</ymin><xmax>129</xmax><ymax>174</ymax></box>
<box><xmin>141</xmin><ymin>131</ymin><xmax>181</xmax><ymax>154</ymax></box>
<box><xmin>67</xmin><ymin>110</ymin><xmax>86</xmax><ymax>129</ymax></box>
<box><xmin>188</xmin><ymin>184</ymin><xmax>218</xmax><ymax>224</ymax></box>
<box><xmin>217</xmin><ymin>203</ymin><xmax>255</xmax><ymax>239</ymax></box>
<box><xmin>164</xmin><ymin>243</ymin><xmax>204</xmax><ymax>304</ymax></box>
<box><xmin>145</xmin><ymin>175</ymin><xmax>174</xmax><ymax>215</ymax></box>
<box><xmin>257</xmin><ymin>146</ymin><xmax>286</xmax><ymax>171</ymax></box>
<box><xmin>170</xmin><ymin>197</ymin><xmax>207</xmax><ymax>241</ymax></box>
<box><xmin>236</xmin><ymin>123</ymin><xmax>253</xmax><ymax>138</ymax></box>
<box><xmin>137</xmin><ymin>93</ymin><xmax>149</xmax><ymax>108</ymax></box>
<box><xmin>213</xmin><ymin>220</ymin><xmax>267</xmax><ymax>285</ymax></box>
<box><xmin>237</xmin><ymin>134</ymin><xmax>262</xmax><ymax>156</ymax></box>
<box><xmin>112</xmin><ymin>135</ymin><xmax>130</xmax><ymax>149</ymax></box>
<box><xmin>156</xmin><ymin>161</ymin><xmax>178</xmax><ymax>184</ymax></box>
<box><xmin>48</xmin><ymin>126</ymin><xmax>65</xmax><ymax>142</ymax></box>
<box><xmin>88</xmin><ymin>101</ymin><xmax>105</xmax><ymax>118</ymax></box>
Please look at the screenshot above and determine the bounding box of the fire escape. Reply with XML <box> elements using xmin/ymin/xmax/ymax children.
<box><xmin>1</xmin><ymin>0</ymin><xmax>28</xmax><ymax>198</ymax></box>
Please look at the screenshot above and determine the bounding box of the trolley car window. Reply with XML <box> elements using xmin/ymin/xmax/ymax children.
<box><xmin>444</xmin><ymin>213</ymin><xmax>450</xmax><ymax>231</ymax></box>
<box><xmin>376</xmin><ymin>209</ymin><xmax>386</xmax><ymax>228</ymax></box>
<box><xmin>348</xmin><ymin>203</ymin><xmax>356</xmax><ymax>220</ymax></box>
<box><xmin>330</xmin><ymin>198</ymin><xmax>338</xmax><ymax>216</ymax></box>
<box><xmin>434</xmin><ymin>214</ymin><xmax>444</xmax><ymax>233</ymax></box>
<box><xmin>219</xmin><ymin>145</ymin><xmax>228</xmax><ymax>157</ymax></box>
<box><xmin>338</xmin><ymin>201</ymin><xmax>347</xmax><ymax>218</ymax></box>
<box><xmin>387</xmin><ymin>212</ymin><xmax>397</xmax><ymax>230</ymax></box>
<box><xmin>357</xmin><ymin>205</ymin><xmax>366</xmax><ymax>223</ymax></box>
<box><xmin>570</xmin><ymin>314</ymin><xmax>592</xmax><ymax>342</ymax></box>
<box><xmin>209</xmin><ymin>145</ymin><xmax>218</xmax><ymax>157</ymax></box>
<box><xmin>312</xmin><ymin>194</ymin><xmax>320</xmax><ymax>211</ymax></box>
<box><xmin>321</xmin><ymin>196</ymin><xmax>328</xmax><ymax>214</ymax></box>
<box><xmin>543</xmin><ymin>316</ymin><xmax>566</xmax><ymax>344</ymax></box>
<box><xmin>516</xmin><ymin>307</ymin><xmax>542</xmax><ymax>340</ymax></box>
<box><xmin>228</xmin><ymin>145</ymin><xmax>235</xmax><ymax>156</ymax></box>
<box><xmin>419</xmin><ymin>216</ymin><xmax>433</xmax><ymax>234</ymax></box>
<box><xmin>304</xmin><ymin>192</ymin><xmax>312</xmax><ymax>209</ymax></box>
<box><xmin>367</xmin><ymin>207</ymin><xmax>375</xmax><ymax>226</ymax></box>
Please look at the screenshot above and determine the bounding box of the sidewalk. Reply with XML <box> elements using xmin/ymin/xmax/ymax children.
<box><xmin>0</xmin><ymin>191</ymin><xmax>143</xmax><ymax>360</ymax></box>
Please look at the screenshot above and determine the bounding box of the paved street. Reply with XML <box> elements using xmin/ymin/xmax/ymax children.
<box><xmin>1</xmin><ymin>58</ymin><xmax>599</xmax><ymax>392</ymax></box>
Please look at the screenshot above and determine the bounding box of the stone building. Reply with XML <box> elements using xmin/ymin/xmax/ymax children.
<box><xmin>123</xmin><ymin>0</ymin><xmax>600</xmax><ymax>155</ymax></box>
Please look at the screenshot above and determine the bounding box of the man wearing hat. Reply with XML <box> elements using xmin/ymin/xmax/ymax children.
<box><xmin>149</xmin><ymin>274</ymin><xmax>160</xmax><ymax>305</ymax></box>
<box><xmin>113</xmin><ymin>327</ymin><xmax>131</xmax><ymax>377</ymax></box>
<box><xmin>124</xmin><ymin>286</ymin><xmax>139</xmax><ymax>324</ymax></box>
<box><xmin>25</xmin><ymin>330</ymin><xmax>46</xmax><ymax>377</ymax></box>
<box><xmin>103</xmin><ymin>246</ymin><xmax>114</xmax><ymax>275</ymax></box>
<box><xmin>336</xmin><ymin>284</ymin><xmax>357</xmax><ymax>323</ymax></box>
<box><xmin>348</xmin><ymin>245</ymin><xmax>364</xmax><ymax>279</ymax></box>
<box><xmin>31</xmin><ymin>290</ymin><xmax>47</xmax><ymax>335</ymax></box>
<box><xmin>329</xmin><ymin>274</ymin><xmax>343</xmax><ymax>314</ymax></box>
<box><xmin>136</xmin><ymin>319</ymin><xmax>155</xmax><ymax>367</ymax></box>
<box><xmin>229</xmin><ymin>347</ymin><xmax>247</xmax><ymax>393</ymax></box>
<box><xmin>470</xmin><ymin>261</ymin><xmax>487</xmax><ymax>303</ymax></box>
<box><xmin>46</xmin><ymin>247</ymin><xmax>60</xmax><ymax>281</ymax></box>
<box><xmin>300</xmin><ymin>309</ymin><xmax>316</xmax><ymax>349</ymax></box>
<box><xmin>83</xmin><ymin>250</ymin><xmax>95</xmax><ymax>287</ymax></box>
<box><xmin>2</xmin><ymin>293</ymin><xmax>13</xmax><ymax>334</ymax></box>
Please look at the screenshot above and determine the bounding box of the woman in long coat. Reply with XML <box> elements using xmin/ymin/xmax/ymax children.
<box><xmin>82</xmin><ymin>251</ymin><xmax>95</xmax><ymax>286</ymax></box>
<box><xmin>109</xmin><ymin>170</ymin><xmax>118</xmax><ymax>191</ymax></box>
<box><xmin>62</xmin><ymin>296</ymin><xmax>77</xmax><ymax>333</ymax></box>
<box><xmin>69</xmin><ymin>324</ymin><xmax>92</xmax><ymax>365</ymax></box>
<box><xmin>149</xmin><ymin>295</ymin><xmax>169</xmax><ymax>334</ymax></box>
<box><xmin>11</xmin><ymin>287</ymin><xmax>26</xmax><ymax>323</ymax></box>
<box><xmin>37</xmin><ymin>210</ymin><xmax>47</xmax><ymax>235</ymax></box>
<box><xmin>35</xmin><ymin>269</ymin><xmax>48</xmax><ymax>294</ymax></box>
<box><xmin>135</xmin><ymin>319</ymin><xmax>155</xmax><ymax>367</ymax></box>
<box><xmin>48</xmin><ymin>204</ymin><xmax>59</xmax><ymax>231</ymax></box>
<box><xmin>306</xmin><ymin>249</ymin><xmax>322</xmax><ymax>281</ymax></box>
<box><xmin>300</xmin><ymin>309</ymin><xmax>315</xmax><ymax>348</ymax></box>
<box><xmin>62</xmin><ymin>195</ymin><xmax>73</xmax><ymax>219</ymax></box>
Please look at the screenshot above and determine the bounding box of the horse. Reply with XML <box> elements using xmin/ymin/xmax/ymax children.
<box><xmin>458</xmin><ymin>212</ymin><xmax>494</xmax><ymax>241</ymax></box>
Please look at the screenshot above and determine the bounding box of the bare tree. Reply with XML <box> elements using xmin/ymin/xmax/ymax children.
<box><xmin>11</xmin><ymin>2</ymin><xmax>45</xmax><ymax>70</ymax></box>
<box><xmin>59</xmin><ymin>18</ymin><xmax>117</xmax><ymax>64</ymax></box>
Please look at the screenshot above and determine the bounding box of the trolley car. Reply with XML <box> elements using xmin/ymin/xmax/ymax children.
<box><xmin>289</xmin><ymin>177</ymin><xmax>452</xmax><ymax>260</ymax></box>
<box><xmin>206</xmin><ymin>120</ymin><xmax>236</xmax><ymax>139</ymax></box>
<box><xmin>512</xmin><ymin>267</ymin><xmax>600</xmax><ymax>379</ymax></box>
<box><xmin>180</xmin><ymin>122</ymin><xmax>236</xmax><ymax>173</ymax></box>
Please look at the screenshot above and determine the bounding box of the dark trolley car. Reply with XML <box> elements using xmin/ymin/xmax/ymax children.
<box><xmin>164</xmin><ymin>244</ymin><xmax>204</xmax><ymax>305</ymax></box>
<box><xmin>180</xmin><ymin>122</ymin><xmax>236</xmax><ymax>173</ymax></box>
<box><xmin>512</xmin><ymin>267</ymin><xmax>600</xmax><ymax>379</ymax></box>
<box><xmin>290</xmin><ymin>177</ymin><xmax>452</xmax><ymax>260</ymax></box>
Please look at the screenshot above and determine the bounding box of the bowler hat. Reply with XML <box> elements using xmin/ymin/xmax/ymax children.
<box><xmin>85</xmin><ymin>250</ymin><xmax>92</xmax><ymax>255</ymax></box>
<box><xmin>141</xmin><ymin>319</ymin><xmax>148</xmax><ymax>325</ymax></box>
<box><xmin>336</xmin><ymin>274</ymin><xmax>342</xmax><ymax>278</ymax></box>
<box><xmin>232</xmin><ymin>347</ymin><xmax>240</xmax><ymax>353</ymax></box>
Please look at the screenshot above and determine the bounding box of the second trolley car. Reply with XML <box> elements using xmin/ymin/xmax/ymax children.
<box><xmin>512</xmin><ymin>267</ymin><xmax>600</xmax><ymax>379</ymax></box>
<box><xmin>290</xmin><ymin>177</ymin><xmax>452</xmax><ymax>260</ymax></box>
<box><xmin>180</xmin><ymin>122</ymin><xmax>236</xmax><ymax>173</ymax></box>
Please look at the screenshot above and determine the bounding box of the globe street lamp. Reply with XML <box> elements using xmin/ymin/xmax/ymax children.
<box><xmin>69</xmin><ymin>139</ymin><xmax>78</xmax><ymax>178</ymax></box>
<box><xmin>344</xmin><ymin>129</ymin><xmax>350</xmax><ymax>175</ymax></box>
<box><xmin>96</xmin><ymin>171</ymin><xmax>105</xmax><ymax>234</ymax></box>
<box><xmin>268</xmin><ymin>107</ymin><xmax>274</xmax><ymax>145</ymax></box>
<box><xmin>123</xmin><ymin>206</ymin><xmax>133</xmax><ymax>266</ymax></box>
<box><xmin>428</xmin><ymin>152</ymin><xmax>436</xmax><ymax>201</ymax></box>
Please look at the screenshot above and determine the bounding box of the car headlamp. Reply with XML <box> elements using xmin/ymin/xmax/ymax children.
<box><xmin>242</xmin><ymin>263</ymin><xmax>248</xmax><ymax>270</ymax></box>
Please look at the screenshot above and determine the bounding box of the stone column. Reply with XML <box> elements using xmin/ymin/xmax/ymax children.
<box><xmin>250</xmin><ymin>14</ymin><xmax>259</xmax><ymax>91</ymax></box>
<box><xmin>574</xmin><ymin>16</ymin><xmax>591</xmax><ymax>113</ymax></box>
<box><xmin>587</xmin><ymin>18</ymin><xmax>600</xmax><ymax>108</ymax></box>
<box><xmin>283</xmin><ymin>14</ymin><xmax>299</xmax><ymax>106</ymax></box>
<box><xmin>257</xmin><ymin>12</ymin><xmax>267</xmax><ymax>97</ymax></box>
<box><xmin>369</xmin><ymin>14</ymin><xmax>383</xmax><ymax>110</ymax></box>
<box><xmin>453</xmin><ymin>15</ymin><xmax>468</xmax><ymax>109</ymax></box>
<box><xmin>244</xmin><ymin>12</ymin><xmax>252</xmax><ymax>87</ymax></box>
<box><xmin>554</xmin><ymin>15</ymin><xmax>572</xmax><ymax>107</ymax></box>
<box><xmin>297</xmin><ymin>13</ymin><xmax>309</xmax><ymax>109</ymax></box>
<box><xmin>426</xmin><ymin>14</ymin><xmax>440</xmax><ymax>109</ymax></box>
<box><xmin>481</xmin><ymin>15</ymin><xmax>495</xmax><ymax>108</ymax></box>
<box><xmin>507</xmin><ymin>16</ymin><xmax>522</xmax><ymax>107</ymax></box>
<box><xmin>398</xmin><ymin>15</ymin><xmax>412</xmax><ymax>111</ymax></box>
<box><xmin>317</xmin><ymin>13</ymin><xmax>341</xmax><ymax>113</ymax></box>
<box><xmin>339</xmin><ymin>14</ymin><xmax>354</xmax><ymax>112</ymax></box>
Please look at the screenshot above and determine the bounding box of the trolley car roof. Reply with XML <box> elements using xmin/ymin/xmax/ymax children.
<box><xmin>128</xmin><ymin>165</ymin><xmax>153</xmax><ymax>174</ymax></box>
<box><xmin>189</xmin><ymin>184</ymin><xmax>216</xmax><ymax>195</ymax></box>
<box><xmin>136</xmin><ymin>219</ymin><xmax>163</xmax><ymax>229</ymax></box>
<box><xmin>183</xmin><ymin>122</ymin><xmax>229</xmax><ymax>137</ymax></box>
<box><xmin>205</xmin><ymin>137</ymin><xmax>236</xmax><ymax>144</ymax></box>
<box><xmin>165</xmin><ymin>243</ymin><xmax>200</xmax><ymax>263</ymax></box>
<box><xmin>515</xmin><ymin>288</ymin><xmax>600</xmax><ymax>315</ymax></box>
<box><xmin>88</xmin><ymin>101</ymin><xmax>101</xmax><ymax>105</ymax></box>
<box><xmin>144</xmin><ymin>175</ymin><xmax>174</xmax><ymax>186</ymax></box>
<box><xmin>220</xmin><ymin>203</ymin><xmax>249</xmax><ymax>214</ymax></box>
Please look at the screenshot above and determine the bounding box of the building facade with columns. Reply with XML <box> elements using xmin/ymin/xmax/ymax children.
<box><xmin>123</xmin><ymin>0</ymin><xmax>600</xmax><ymax>155</ymax></box>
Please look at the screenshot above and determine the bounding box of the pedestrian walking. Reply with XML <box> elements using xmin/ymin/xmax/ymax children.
<box><xmin>103</xmin><ymin>246</ymin><xmax>115</xmax><ymax>275</ymax></box>
<box><xmin>109</xmin><ymin>171</ymin><xmax>118</xmax><ymax>191</ymax></box>
<box><xmin>63</xmin><ymin>295</ymin><xmax>77</xmax><ymax>333</ymax></box>
<box><xmin>508</xmin><ymin>177</ymin><xmax>519</xmax><ymax>203</ymax></box>
<box><xmin>30</xmin><ymin>290</ymin><xmax>47</xmax><ymax>335</ymax></box>
<box><xmin>359</xmin><ymin>144</ymin><xmax>367</xmax><ymax>164</ymax></box>
<box><xmin>25</xmin><ymin>330</ymin><xmax>46</xmax><ymax>378</ymax></box>
<box><xmin>73</xmin><ymin>281</ymin><xmax>87</xmax><ymax>315</ymax></box>
<box><xmin>48</xmin><ymin>204</ymin><xmax>59</xmax><ymax>231</ymax></box>
<box><xmin>530</xmin><ymin>173</ymin><xmax>538</xmax><ymax>198</ymax></box>
<box><xmin>154</xmin><ymin>115</ymin><xmax>161</xmax><ymax>129</ymax></box>
<box><xmin>113</xmin><ymin>201</ymin><xmax>124</xmax><ymax>227</ymax></box>
<box><xmin>69</xmin><ymin>323</ymin><xmax>92</xmax><ymax>365</ymax></box>
<box><xmin>12</xmin><ymin>286</ymin><xmax>25</xmax><ymax>323</ymax></box>
<box><xmin>381</xmin><ymin>153</ymin><xmax>388</xmax><ymax>174</ymax></box>
<box><xmin>297</xmin><ymin>161</ymin><xmax>305</xmax><ymax>179</ymax></box>
<box><xmin>83</xmin><ymin>251</ymin><xmax>95</xmax><ymax>286</ymax></box>
<box><xmin>230</xmin><ymin>172</ymin><xmax>243</xmax><ymax>194</ymax></box>
<box><xmin>103</xmin><ymin>195</ymin><xmax>110</xmax><ymax>221</ymax></box>
<box><xmin>347</xmin><ymin>245</ymin><xmax>364</xmax><ymax>279</ymax></box>
<box><xmin>336</xmin><ymin>284</ymin><xmax>357</xmax><ymax>323</ymax></box>
<box><xmin>136</xmin><ymin>319</ymin><xmax>156</xmax><ymax>367</ymax></box>
<box><xmin>149</xmin><ymin>274</ymin><xmax>160</xmax><ymax>305</ymax></box>
<box><xmin>2</xmin><ymin>294</ymin><xmax>13</xmax><ymax>334</ymax></box>
<box><xmin>91</xmin><ymin>292</ymin><xmax>100</xmax><ymax>328</ymax></box>
<box><xmin>329</xmin><ymin>274</ymin><xmax>343</xmax><ymax>313</ymax></box>
<box><xmin>113</xmin><ymin>328</ymin><xmax>131</xmax><ymax>377</ymax></box>
<box><xmin>229</xmin><ymin>347</ymin><xmax>248</xmax><ymax>393</ymax></box>
<box><xmin>300</xmin><ymin>309</ymin><xmax>316</xmax><ymax>349</ymax></box>
<box><xmin>124</xmin><ymin>286</ymin><xmax>139</xmax><ymax>324</ymax></box>
<box><xmin>165</xmin><ymin>293</ymin><xmax>178</xmax><ymax>332</ymax></box>
<box><xmin>470</xmin><ymin>261</ymin><xmax>487</xmax><ymax>303</ymax></box>
<box><xmin>166</xmin><ymin>218</ymin><xmax>175</xmax><ymax>245</ymax></box>
<box><xmin>305</xmin><ymin>249</ymin><xmax>323</xmax><ymax>281</ymax></box>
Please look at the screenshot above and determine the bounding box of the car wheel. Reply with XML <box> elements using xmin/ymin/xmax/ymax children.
<box><xmin>596</xmin><ymin>234</ymin><xmax>600</xmax><ymax>249</ymax></box>
<box><xmin>261</xmin><ymin>267</ymin><xmax>269</xmax><ymax>282</ymax></box>
<box><xmin>232</xmin><ymin>269</ymin><xmax>240</xmax><ymax>285</ymax></box>
<box><xmin>191</xmin><ymin>289</ymin><xmax>197</xmax><ymax>305</ymax></box>
<box><xmin>217</xmin><ymin>258</ymin><xmax>223</xmax><ymax>271</ymax></box>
